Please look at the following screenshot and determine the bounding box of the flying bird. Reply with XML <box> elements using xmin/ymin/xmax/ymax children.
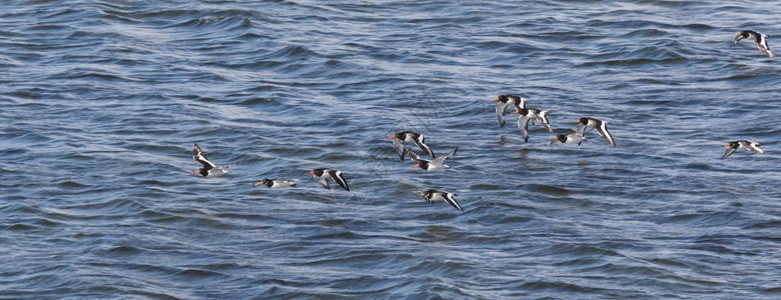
<box><xmin>191</xmin><ymin>143</ymin><xmax>230</xmax><ymax>177</ymax></box>
<box><xmin>575</xmin><ymin>117</ymin><xmax>616</xmax><ymax>147</ymax></box>
<box><xmin>254</xmin><ymin>178</ymin><xmax>299</xmax><ymax>188</ymax></box>
<box><xmin>549</xmin><ymin>133</ymin><xmax>588</xmax><ymax>146</ymax></box>
<box><xmin>419</xmin><ymin>189</ymin><xmax>463</xmax><ymax>211</ymax></box>
<box><xmin>309</xmin><ymin>168</ymin><xmax>350</xmax><ymax>191</ymax></box>
<box><xmin>732</xmin><ymin>30</ymin><xmax>774</xmax><ymax>58</ymax></box>
<box><xmin>387</xmin><ymin>131</ymin><xmax>435</xmax><ymax>161</ymax></box>
<box><xmin>722</xmin><ymin>140</ymin><xmax>764</xmax><ymax>159</ymax></box>
<box><xmin>491</xmin><ymin>95</ymin><xmax>526</xmax><ymax>128</ymax></box>
<box><xmin>408</xmin><ymin>147</ymin><xmax>458</xmax><ymax>172</ymax></box>
<box><xmin>513</xmin><ymin>108</ymin><xmax>553</xmax><ymax>142</ymax></box>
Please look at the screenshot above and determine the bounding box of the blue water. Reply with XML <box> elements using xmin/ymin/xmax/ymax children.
<box><xmin>2</xmin><ymin>1</ymin><xmax>781</xmax><ymax>298</ymax></box>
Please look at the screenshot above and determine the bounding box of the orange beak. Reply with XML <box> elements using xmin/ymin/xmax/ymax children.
<box><xmin>254</xmin><ymin>180</ymin><xmax>266</xmax><ymax>186</ymax></box>
<box><xmin>419</xmin><ymin>192</ymin><xmax>426</xmax><ymax>196</ymax></box>
<box><xmin>510</xmin><ymin>110</ymin><xmax>520</xmax><ymax>114</ymax></box>
<box><xmin>410</xmin><ymin>164</ymin><xmax>420</xmax><ymax>169</ymax></box>
<box><xmin>574</xmin><ymin>119</ymin><xmax>580</xmax><ymax>123</ymax></box>
<box><xmin>553</xmin><ymin>136</ymin><xmax>559</xmax><ymax>140</ymax></box>
<box><xmin>724</xmin><ymin>143</ymin><xmax>730</xmax><ymax>147</ymax></box>
<box><xmin>308</xmin><ymin>170</ymin><xmax>315</xmax><ymax>175</ymax></box>
<box><xmin>191</xmin><ymin>170</ymin><xmax>200</xmax><ymax>175</ymax></box>
<box><xmin>386</xmin><ymin>134</ymin><xmax>396</xmax><ymax>139</ymax></box>
<box><xmin>734</xmin><ymin>32</ymin><xmax>742</xmax><ymax>36</ymax></box>
<box><xmin>490</xmin><ymin>97</ymin><xmax>500</xmax><ymax>102</ymax></box>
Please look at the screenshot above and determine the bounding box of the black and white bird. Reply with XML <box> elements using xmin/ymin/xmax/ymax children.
<box><xmin>309</xmin><ymin>168</ymin><xmax>349</xmax><ymax>191</ymax></box>
<box><xmin>191</xmin><ymin>143</ymin><xmax>230</xmax><ymax>177</ymax></box>
<box><xmin>419</xmin><ymin>189</ymin><xmax>463</xmax><ymax>212</ymax></box>
<box><xmin>505</xmin><ymin>96</ymin><xmax>553</xmax><ymax>141</ymax></box>
<box><xmin>512</xmin><ymin>108</ymin><xmax>553</xmax><ymax>142</ymax></box>
<box><xmin>387</xmin><ymin>131</ymin><xmax>435</xmax><ymax>161</ymax></box>
<box><xmin>575</xmin><ymin>117</ymin><xmax>616</xmax><ymax>147</ymax></box>
<box><xmin>254</xmin><ymin>178</ymin><xmax>299</xmax><ymax>188</ymax></box>
<box><xmin>549</xmin><ymin>133</ymin><xmax>588</xmax><ymax>146</ymax></box>
<box><xmin>491</xmin><ymin>95</ymin><xmax>526</xmax><ymax>128</ymax></box>
<box><xmin>722</xmin><ymin>140</ymin><xmax>764</xmax><ymax>159</ymax></box>
<box><xmin>408</xmin><ymin>147</ymin><xmax>458</xmax><ymax>172</ymax></box>
<box><xmin>732</xmin><ymin>30</ymin><xmax>775</xmax><ymax>58</ymax></box>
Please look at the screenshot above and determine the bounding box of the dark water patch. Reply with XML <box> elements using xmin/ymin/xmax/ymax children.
<box><xmin>552</xmin><ymin>256</ymin><xmax>607</xmax><ymax>268</ymax></box>
<box><xmin>683</xmin><ymin>163</ymin><xmax>714</xmax><ymax>171</ymax></box>
<box><xmin>171</xmin><ymin>268</ymin><xmax>229</xmax><ymax>280</ymax></box>
<box><xmin>656</xmin><ymin>210</ymin><xmax>743</xmax><ymax>227</ymax></box>
<box><xmin>525</xmin><ymin>184</ymin><xmax>573</xmax><ymax>196</ymax></box>
<box><xmin>405</xmin><ymin>258</ymin><xmax>472</xmax><ymax>275</ymax></box>
<box><xmin>6</xmin><ymin>223</ymin><xmax>36</xmax><ymax>231</ymax></box>
<box><xmin>516</xmin><ymin>280</ymin><xmax>601</xmax><ymax>294</ymax></box>
<box><xmin>409</xmin><ymin>225</ymin><xmax>465</xmax><ymax>241</ymax></box>
<box><xmin>237</xmin><ymin>44</ymin><xmax>324</xmax><ymax>69</ymax></box>
<box><xmin>743</xmin><ymin>220</ymin><xmax>781</xmax><ymax>230</ymax></box>
<box><xmin>551</xmin><ymin>243</ymin><xmax>623</xmax><ymax>257</ymax></box>
<box><xmin>586</xmin><ymin>19</ymin><xmax>675</xmax><ymax>31</ymax></box>
<box><xmin>645</xmin><ymin>257</ymin><xmax>689</xmax><ymax>268</ymax></box>
<box><xmin>56</xmin><ymin>181</ymin><xmax>90</xmax><ymax>189</ymax></box>
<box><xmin>32</xmin><ymin>218</ymin><xmax>63</xmax><ymax>228</ymax></box>
<box><xmin>686</xmin><ymin>242</ymin><xmax>746</xmax><ymax>256</ymax></box>
<box><xmin>763</xmin><ymin>287</ymin><xmax>781</xmax><ymax>294</ymax></box>
<box><xmin>133</xmin><ymin>9</ymin><xmax>201</xmax><ymax>20</ymax></box>
<box><xmin>106</xmin><ymin>245</ymin><xmax>143</xmax><ymax>255</ymax></box>
<box><xmin>143</xmin><ymin>214</ymin><xmax>188</xmax><ymax>224</ymax></box>
<box><xmin>620</xmin><ymin>28</ymin><xmax>671</xmax><ymax>38</ymax></box>
<box><xmin>235</xmin><ymin>97</ymin><xmax>274</xmax><ymax>106</ymax></box>
<box><xmin>580</xmin><ymin>263</ymin><xmax>668</xmax><ymax>278</ymax></box>
<box><xmin>587</xmin><ymin>51</ymin><xmax>688</xmax><ymax>67</ymax></box>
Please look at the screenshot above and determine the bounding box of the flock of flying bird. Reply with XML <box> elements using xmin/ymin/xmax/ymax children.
<box><xmin>189</xmin><ymin>30</ymin><xmax>770</xmax><ymax>212</ymax></box>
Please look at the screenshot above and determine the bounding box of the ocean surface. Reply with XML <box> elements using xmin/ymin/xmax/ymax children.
<box><xmin>2</xmin><ymin>0</ymin><xmax>781</xmax><ymax>298</ymax></box>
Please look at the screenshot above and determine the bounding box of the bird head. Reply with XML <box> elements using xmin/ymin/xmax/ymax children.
<box><xmin>732</xmin><ymin>31</ymin><xmax>746</xmax><ymax>45</ymax></box>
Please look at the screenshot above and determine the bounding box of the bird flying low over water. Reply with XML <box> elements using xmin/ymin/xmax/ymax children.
<box><xmin>575</xmin><ymin>117</ymin><xmax>616</xmax><ymax>147</ymax></box>
<box><xmin>491</xmin><ymin>95</ymin><xmax>525</xmax><ymax>128</ymax></box>
<box><xmin>732</xmin><ymin>30</ymin><xmax>774</xmax><ymax>58</ymax></box>
<box><xmin>722</xmin><ymin>140</ymin><xmax>764</xmax><ymax>159</ymax></box>
<box><xmin>419</xmin><ymin>189</ymin><xmax>463</xmax><ymax>211</ymax></box>
<box><xmin>254</xmin><ymin>178</ymin><xmax>299</xmax><ymax>188</ymax></box>
<box><xmin>387</xmin><ymin>131</ymin><xmax>435</xmax><ymax>161</ymax></box>
<box><xmin>191</xmin><ymin>143</ymin><xmax>230</xmax><ymax>177</ymax></box>
<box><xmin>309</xmin><ymin>168</ymin><xmax>349</xmax><ymax>191</ymax></box>
<box><xmin>549</xmin><ymin>132</ymin><xmax>588</xmax><ymax>146</ymax></box>
<box><xmin>408</xmin><ymin>147</ymin><xmax>458</xmax><ymax>172</ymax></box>
<box><xmin>512</xmin><ymin>107</ymin><xmax>553</xmax><ymax>142</ymax></box>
